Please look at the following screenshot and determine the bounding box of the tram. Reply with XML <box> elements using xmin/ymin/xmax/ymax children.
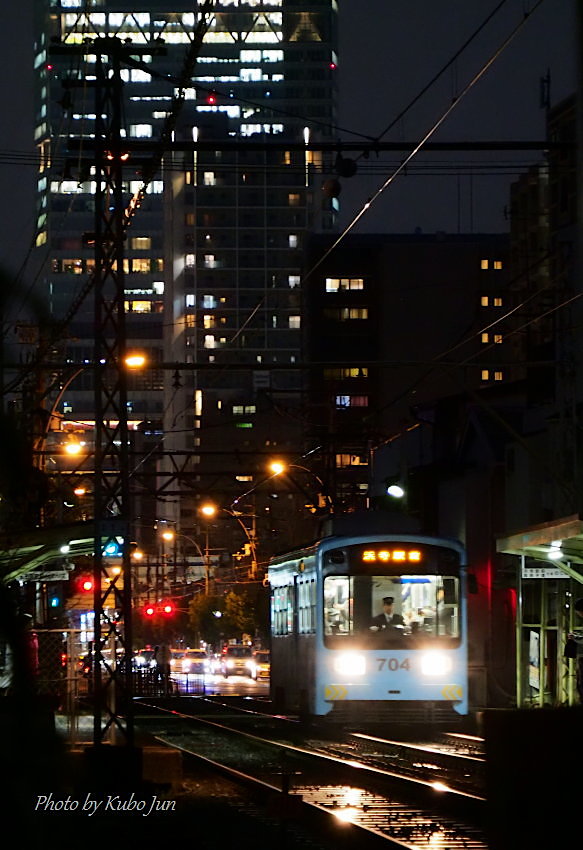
<box><xmin>268</xmin><ymin>516</ymin><xmax>469</xmax><ymax>724</ymax></box>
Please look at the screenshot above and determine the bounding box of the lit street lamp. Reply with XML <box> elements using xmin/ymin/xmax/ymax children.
<box><xmin>160</xmin><ymin>527</ymin><xmax>209</xmax><ymax>594</ymax></box>
<box><xmin>268</xmin><ymin>459</ymin><xmax>333</xmax><ymax>513</ymax></box>
<box><xmin>200</xmin><ymin>502</ymin><xmax>259</xmax><ymax>579</ymax></box>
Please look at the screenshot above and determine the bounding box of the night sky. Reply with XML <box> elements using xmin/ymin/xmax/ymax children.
<box><xmin>0</xmin><ymin>1</ymin><xmax>577</xmax><ymax>282</ymax></box>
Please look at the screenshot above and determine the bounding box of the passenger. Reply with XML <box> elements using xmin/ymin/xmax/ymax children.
<box><xmin>568</xmin><ymin>598</ymin><xmax>583</xmax><ymax>703</ymax></box>
<box><xmin>370</xmin><ymin>597</ymin><xmax>404</xmax><ymax>630</ymax></box>
<box><xmin>155</xmin><ymin>643</ymin><xmax>172</xmax><ymax>694</ymax></box>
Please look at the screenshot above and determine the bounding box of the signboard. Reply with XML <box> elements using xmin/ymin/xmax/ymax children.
<box><xmin>253</xmin><ymin>370</ymin><xmax>271</xmax><ymax>389</ymax></box>
<box><xmin>29</xmin><ymin>571</ymin><xmax>71</xmax><ymax>582</ymax></box>
<box><xmin>522</xmin><ymin>567</ymin><xmax>570</xmax><ymax>579</ymax></box>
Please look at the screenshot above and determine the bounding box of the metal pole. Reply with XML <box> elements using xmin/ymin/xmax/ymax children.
<box><xmin>205</xmin><ymin>529</ymin><xmax>210</xmax><ymax>595</ymax></box>
<box><xmin>516</xmin><ymin>556</ymin><xmax>524</xmax><ymax>707</ymax></box>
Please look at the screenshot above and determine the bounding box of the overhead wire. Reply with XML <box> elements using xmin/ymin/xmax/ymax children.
<box><xmin>301</xmin><ymin>0</ymin><xmax>548</xmax><ymax>284</ymax></box>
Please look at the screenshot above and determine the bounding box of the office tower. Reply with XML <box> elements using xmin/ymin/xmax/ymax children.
<box><xmin>32</xmin><ymin>1</ymin><xmax>338</xmax><ymax>561</ymax></box>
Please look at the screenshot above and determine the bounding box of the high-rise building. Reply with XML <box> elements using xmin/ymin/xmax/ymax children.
<box><xmin>31</xmin><ymin>0</ymin><xmax>339</xmax><ymax>562</ymax></box>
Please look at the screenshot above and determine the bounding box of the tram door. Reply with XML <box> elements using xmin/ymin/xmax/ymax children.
<box><xmin>291</xmin><ymin>574</ymin><xmax>302</xmax><ymax>713</ymax></box>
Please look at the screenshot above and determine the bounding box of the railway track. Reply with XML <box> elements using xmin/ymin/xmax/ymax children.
<box><xmin>135</xmin><ymin>698</ymin><xmax>488</xmax><ymax>849</ymax></box>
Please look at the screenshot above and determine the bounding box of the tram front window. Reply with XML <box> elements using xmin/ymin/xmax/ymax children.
<box><xmin>323</xmin><ymin>575</ymin><xmax>460</xmax><ymax>647</ymax></box>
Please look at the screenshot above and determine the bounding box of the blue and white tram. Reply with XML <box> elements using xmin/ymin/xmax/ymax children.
<box><xmin>268</xmin><ymin>528</ymin><xmax>468</xmax><ymax>723</ymax></box>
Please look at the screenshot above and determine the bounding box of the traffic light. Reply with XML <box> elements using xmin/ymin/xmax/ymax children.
<box><xmin>77</xmin><ymin>575</ymin><xmax>94</xmax><ymax>593</ymax></box>
<box><xmin>205</xmin><ymin>91</ymin><xmax>218</xmax><ymax>105</ymax></box>
<box><xmin>142</xmin><ymin>600</ymin><xmax>176</xmax><ymax>617</ymax></box>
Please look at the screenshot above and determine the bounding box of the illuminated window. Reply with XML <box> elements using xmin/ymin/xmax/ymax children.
<box><xmin>324</xmin><ymin>367</ymin><xmax>368</xmax><ymax>379</ymax></box>
<box><xmin>481</xmin><ymin>369</ymin><xmax>490</xmax><ymax>381</ymax></box>
<box><xmin>204</xmin><ymin>254</ymin><xmax>217</xmax><ymax>269</ymax></box>
<box><xmin>288</xmin><ymin>193</ymin><xmax>300</xmax><ymax>206</ymax></box>
<box><xmin>325</xmin><ymin>277</ymin><xmax>364</xmax><ymax>292</ymax></box>
<box><xmin>494</xmin><ymin>371</ymin><xmax>504</xmax><ymax>381</ymax></box>
<box><xmin>233</xmin><ymin>405</ymin><xmax>256</xmax><ymax>415</ymax></box>
<box><xmin>494</xmin><ymin>334</ymin><xmax>503</xmax><ymax>344</ymax></box>
<box><xmin>202</xmin><ymin>295</ymin><xmax>217</xmax><ymax>308</ymax></box>
<box><xmin>283</xmin><ymin>150</ymin><xmax>291</xmax><ymax>165</ymax></box>
<box><xmin>185</xmin><ymin>254</ymin><xmax>195</xmax><ymax>268</ymax></box>
<box><xmin>185</xmin><ymin>315</ymin><xmax>195</xmax><ymax>328</ymax></box>
<box><xmin>289</xmin><ymin>315</ymin><xmax>301</xmax><ymax>329</ymax></box>
<box><xmin>185</xmin><ymin>294</ymin><xmax>195</xmax><ymax>307</ymax></box>
<box><xmin>336</xmin><ymin>454</ymin><xmax>367</xmax><ymax>467</ymax></box>
<box><xmin>203</xmin><ymin>171</ymin><xmax>216</xmax><ymax>186</ymax></box>
<box><xmin>480</xmin><ymin>296</ymin><xmax>489</xmax><ymax>306</ymax></box>
<box><xmin>125</xmin><ymin>300</ymin><xmax>151</xmax><ymax>313</ymax></box>
<box><xmin>481</xmin><ymin>333</ymin><xmax>489</xmax><ymax>343</ymax></box>
<box><xmin>288</xmin><ymin>275</ymin><xmax>300</xmax><ymax>288</ymax></box>
<box><xmin>289</xmin><ymin>234</ymin><xmax>298</xmax><ymax>248</ymax></box>
<box><xmin>203</xmin><ymin>314</ymin><xmax>216</xmax><ymax>329</ymax></box>
<box><xmin>132</xmin><ymin>259</ymin><xmax>150</xmax><ymax>273</ymax></box>
<box><xmin>62</xmin><ymin>259</ymin><xmax>83</xmax><ymax>274</ymax></box>
<box><xmin>130</xmin><ymin>71</ymin><xmax>152</xmax><ymax>84</ymax></box>
<box><xmin>131</xmin><ymin>236</ymin><xmax>151</xmax><ymax>250</ymax></box>
<box><xmin>493</xmin><ymin>297</ymin><xmax>503</xmax><ymax>307</ymax></box>
<box><xmin>129</xmin><ymin>124</ymin><xmax>152</xmax><ymax>137</ymax></box>
<box><xmin>494</xmin><ymin>260</ymin><xmax>503</xmax><ymax>270</ymax></box>
<box><xmin>335</xmin><ymin>395</ymin><xmax>369</xmax><ymax>408</ymax></box>
<box><xmin>324</xmin><ymin>308</ymin><xmax>368</xmax><ymax>320</ymax></box>
<box><xmin>204</xmin><ymin>335</ymin><xmax>216</xmax><ymax>349</ymax></box>
<box><xmin>481</xmin><ymin>259</ymin><xmax>489</xmax><ymax>270</ymax></box>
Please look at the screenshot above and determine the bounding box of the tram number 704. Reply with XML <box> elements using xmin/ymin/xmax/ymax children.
<box><xmin>377</xmin><ymin>658</ymin><xmax>411</xmax><ymax>672</ymax></box>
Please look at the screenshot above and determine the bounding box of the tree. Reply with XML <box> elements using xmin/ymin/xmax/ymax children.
<box><xmin>187</xmin><ymin>584</ymin><xmax>270</xmax><ymax>647</ymax></box>
<box><xmin>188</xmin><ymin>593</ymin><xmax>226</xmax><ymax>646</ymax></box>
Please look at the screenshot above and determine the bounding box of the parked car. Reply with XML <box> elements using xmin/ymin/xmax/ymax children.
<box><xmin>182</xmin><ymin>648</ymin><xmax>210</xmax><ymax>675</ymax></box>
<box><xmin>248</xmin><ymin>649</ymin><xmax>270</xmax><ymax>680</ymax></box>
<box><xmin>220</xmin><ymin>645</ymin><xmax>254</xmax><ymax>678</ymax></box>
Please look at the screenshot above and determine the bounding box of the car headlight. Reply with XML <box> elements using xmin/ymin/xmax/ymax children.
<box><xmin>420</xmin><ymin>651</ymin><xmax>453</xmax><ymax>676</ymax></box>
<box><xmin>333</xmin><ymin>653</ymin><xmax>366</xmax><ymax>676</ymax></box>
<box><xmin>227</xmin><ymin>659</ymin><xmax>234</xmax><ymax>668</ymax></box>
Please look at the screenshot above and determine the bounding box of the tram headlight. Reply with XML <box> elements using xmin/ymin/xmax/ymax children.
<box><xmin>333</xmin><ymin>653</ymin><xmax>366</xmax><ymax>676</ymax></box>
<box><xmin>420</xmin><ymin>651</ymin><xmax>453</xmax><ymax>676</ymax></box>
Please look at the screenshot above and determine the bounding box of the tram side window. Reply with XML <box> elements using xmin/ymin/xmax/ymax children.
<box><xmin>298</xmin><ymin>578</ymin><xmax>316</xmax><ymax>634</ymax></box>
<box><xmin>271</xmin><ymin>585</ymin><xmax>293</xmax><ymax>636</ymax></box>
<box><xmin>324</xmin><ymin>576</ymin><xmax>352</xmax><ymax>635</ymax></box>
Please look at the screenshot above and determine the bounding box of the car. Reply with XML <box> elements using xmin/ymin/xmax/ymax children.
<box><xmin>133</xmin><ymin>648</ymin><xmax>156</xmax><ymax>670</ymax></box>
<box><xmin>220</xmin><ymin>645</ymin><xmax>254</xmax><ymax>678</ymax></box>
<box><xmin>170</xmin><ymin>649</ymin><xmax>185</xmax><ymax>673</ymax></box>
<box><xmin>247</xmin><ymin>649</ymin><xmax>270</xmax><ymax>680</ymax></box>
<box><xmin>181</xmin><ymin>649</ymin><xmax>210</xmax><ymax>675</ymax></box>
<box><xmin>208</xmin><ymin>653</ymin><xmax>222</xmax><ymax>674</ymax></box>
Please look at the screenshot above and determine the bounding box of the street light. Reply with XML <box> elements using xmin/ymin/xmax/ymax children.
<box><xmin>34</xmin><ymin>352</ymin><xmax>148</xmax><ymax>461</ymax></box>
<box><xmin>159</xmin><ymin>526</ymin><xmax>208</xmax><ymax>594</ymax></box>
<box><xmin>268</xmin><ymin>459</ymin><xmax>333</xmax><ymax>513</ymax></box>
<box><xmin>200</xmin><ymin>502</ymin><xmax>259</xmax><ymax>580</ymax></box>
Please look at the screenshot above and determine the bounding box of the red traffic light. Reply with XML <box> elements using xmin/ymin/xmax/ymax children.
<box><xmin>77</xmin><ymin>576</ymin><xmax>94</xmax><ymax>592</ymax></box>
<box><xmin>143</xmin><ymin>603</ymin><xmax>156</xmax><ymax>617</ymax></box>
<box><xmin>161</xmin><ymin>601</ymin><xmax>175</xmax><ymax>616</ymax></box>
<box><xmin>205</xmin><ymin>92</ymin><xmax>217</xmax><ymax>105</ymax></box>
